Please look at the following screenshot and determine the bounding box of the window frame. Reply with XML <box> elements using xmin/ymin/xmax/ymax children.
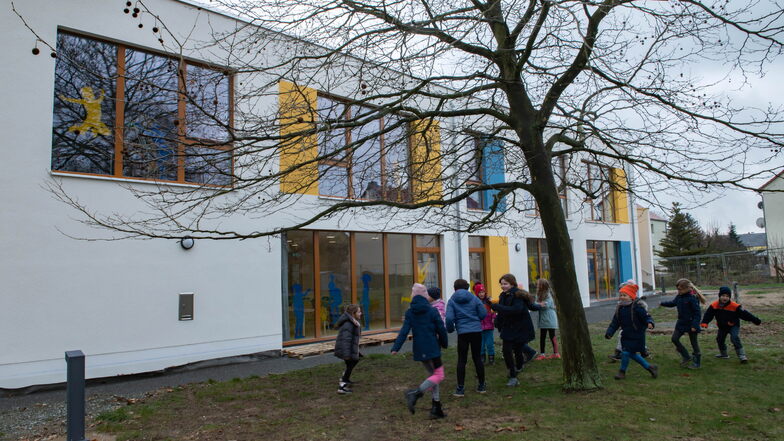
<box><xmin>316</xmin><ymin>93</ymin><xmax>411</xmax><ymax>201</ymax></box>
<box><xmin>584</xmin><ymin>161</ymin><xmax>615</xmax><ymax>222</ymax></box>
<box><xmin>466</xmin><ymin>136</ymin><xmax>485</xmax><ymax>211</ymax></box>
<box><xmin>51</xmin><ymin>30</ymin><xmax>235</xmax><ymax>186</ymax></box>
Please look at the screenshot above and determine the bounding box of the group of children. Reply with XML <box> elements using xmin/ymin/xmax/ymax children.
<box><xmin>605</xmin><ymin>278</ymin><xmax>762</xmax><ymax>380</ymax></box>
<box><xmin>332</xmin><ymin>274</ymin><xmax>762</xmax><ymax>418</ymax></box>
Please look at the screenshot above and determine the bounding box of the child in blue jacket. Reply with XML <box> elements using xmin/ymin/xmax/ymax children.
<box><xmin>660</xmin><ymin>278</ymin><xmax>707</xmax><ymax>369</ymax></box>
<box><xmin>391</xmin><ymin>283</ymin><xmax>449</xmax><ymax>419</ymax></box>
<box><xmin>700</xmin><ymin>286</ymin><xmax>762</xmax><ymax>363</ymax></box>
<box><xmin>605</xmin><ymin>283</ymin><xmax>657</xmax><ymax>380</ymax></box>
<box><xmin>446</xmin><ymin>278</ymin><xmax>487</xmax><ymax>396</ymax></box>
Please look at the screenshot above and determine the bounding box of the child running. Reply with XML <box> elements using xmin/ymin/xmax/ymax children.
<box><xmin>334</xmin><ymin>304</ymin><xmax>362</xmax><ymax>394</ymax></box>
<box><xmin>660</xmin><ymin>278</ymin><xmax>707</xmax><ymax>369</ymax></box>
<box><xmin>446</xmin><ymin>279</ymin><xmax>487</xmax><ymax>396</ymax></box>
<box><xmin>391</xmin><ymin>283</ymin><xmax>449</xmax><ymax>419</ymax></box>
<box><xmin>490</xmin><ymin>273</ymin><xmax>542</xmax><ymax>387</ymax></box>
<box><xmin>473</xmin><ymin>283</ymin><xmax>497</xmax><ymax>365</ymax></box>
<box><xmin>535</xmin><ymin>279</ymin><xmax>560</xmax><ymax>360</ymax></box>
<box><xmin>700</xmin><ymin>286</ymin><xmax>762</xmax><ymax>363</ymax></box>
<box><xmin>605</xmin><ymin>282</ymin><xmax>658</xmax><ymax>380</ymax></box>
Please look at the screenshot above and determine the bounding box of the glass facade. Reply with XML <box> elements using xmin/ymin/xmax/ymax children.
<box><xmin>354</xmin><ymin>233</ymin><xmax>385</xmax><ymax>330</ymax></box>
<box><xmin>527</xmin><ymin>238</ymin><xmax>551</xmax><ymax>293</ymax></box>
<box><xmin>468</xmin><ymin>236</ymin><xmax>486</xmax><ymax>289</ymax></box>
<box><xmin>586</xmin><ymin>240</ymin><xmax>619</xmax><ymax>300</ymax></box>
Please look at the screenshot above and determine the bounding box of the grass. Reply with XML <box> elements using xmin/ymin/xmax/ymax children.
<box><xmin>95</xmin><ymin>298</ymin><xmax>784</xmax><ymax>441</ymax></box>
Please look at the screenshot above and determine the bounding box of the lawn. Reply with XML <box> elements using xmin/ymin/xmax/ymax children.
<box><xmin>95</xmin><ymin>291</ymin><xmax>784</xmax><ymax>441</ymax></box>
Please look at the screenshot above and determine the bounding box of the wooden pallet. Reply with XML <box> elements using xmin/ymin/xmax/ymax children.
<box><xmin>282</xmin><ymin>331</ymin><xmax>409</xmax><ymax>359</ymax></box>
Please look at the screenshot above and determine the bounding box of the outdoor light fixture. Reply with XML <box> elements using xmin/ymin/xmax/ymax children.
<box><xmin>180</xmin><ymin>237</ymin><xmax>195</xmax><ymax>250</ymax></box>
<box><xmin>515</xmin><ymin>243</ymin><xmax>522</xmax><ymax>252</ymax></box>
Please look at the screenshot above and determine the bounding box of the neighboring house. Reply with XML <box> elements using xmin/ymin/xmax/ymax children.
<box><xmin>649</xmin><ymin>210</ymin><xmax>668</xmax><ymax>269</ymax></box>
<box><xmin>759</xmin><ymin>171</ymin><xmax>784</xmax><ymax>273</ymax></box>
<box><xmin>0</xmin><ymin>0</ymin><xmax>643</xmax><ymax>388</ymax></box>
<box><xmin>738</xmin><ymin>233</ymin><xmax>768</xmax><ymax>252</ymax></box>
<box><xmin>636</xmin><ymin>205</ymin><xmax>656</xmax><ymax>291</ymax></box>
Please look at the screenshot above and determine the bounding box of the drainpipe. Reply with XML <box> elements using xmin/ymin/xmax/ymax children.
<box><xmin>625</xmin><ymin>163</ymin><xmax>640</xmax><ymax>286</ymax></box>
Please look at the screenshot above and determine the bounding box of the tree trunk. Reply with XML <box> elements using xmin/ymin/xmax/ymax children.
<box><xmin>528</xmin><ymin>136</ymin><xmax>603</xmax><ymax>391</ymax></box>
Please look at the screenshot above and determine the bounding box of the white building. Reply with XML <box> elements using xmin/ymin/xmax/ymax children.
<box><xmin>759</xmin><ymin>171</ymin><xmax>784</xmax><ymax>267</ymax></box>
<box><xmin>0</xmin><ymin>0</ymin><xmax>642</xmax><ymax>388</ymax></box>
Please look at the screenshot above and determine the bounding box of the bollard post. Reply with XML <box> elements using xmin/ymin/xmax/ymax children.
<box><xmin>65</xmin><ymin>350</ymin><xmax>86</xmax><ymax>441</ymax></box>
<box><xmin>733</xmin><ymin>282</ymin><xmax>739</xmax><ymax>303</ymax></box>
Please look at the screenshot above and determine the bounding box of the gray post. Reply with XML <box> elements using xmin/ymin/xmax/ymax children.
<box><xmin>733</xmin><ymin>282</ymin><xmax>739</xmax><ymax>303</ymax></box>
<box><xmin>65</xmin><ymin>350</ymin><xmax>86</xmax><ymax>441</ymax></box>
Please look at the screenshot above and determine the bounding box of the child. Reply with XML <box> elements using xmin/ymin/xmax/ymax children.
<box><xmin>473</xmin><ymin>283</ymin><xmax>497</xmax><ymax>365</ymax></box>
<box><xmin>446</xmin><ymin>279</ymin><xmax>487</xmax><ymax>396</ymax></box>
<box><xmin>334</xmin><ymin>304</ymin><xmax>362</xmax><ymax>394</ymax></box>
<box><xmin>660</xmin><ymin>278</ymin><xmax>707</xmax><ymax>369</ymax></box>
<box><xmin>490</xmin><ymin>273</ymin><xmax>542</xmax><ymax>387</ymax></box>
<box><xmin>605</xmin><ymin>282</ymin><xmax>658</xmax><ymax>380</ymax></box>
<box><xmin>391</xmin><ymin>283</ymin><xmax>449</xmax><ymax>419</ymax></box>
<box><xmin>700</xmin><ymin>286</ymin><xmax>762</xmax><ymax>363</ymax></box>
<box><xmin>609</xmin><ymin>280</ymin><xmax>651</xmax><ymax>362</ymax></box>
<box><xmin>535</xmin><ymin>279</ymin><xmax>560</xmax><ymax>360</ymax></box>
<box><xmin>428</xmin><ymin>286</ymin><xmax>446</xmax><ymax>324</ymax></box>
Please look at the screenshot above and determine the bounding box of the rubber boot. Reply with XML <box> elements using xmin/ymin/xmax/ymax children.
<box><xmin>614</xmin><ymin>370</ymin><xmax>626</xmax><ymax>380</ymax></box>
<box><xmin>488</xmin><ymin>355</ymin><xmax>495</xmax><ymax>365</ymax></box>
<box><xmin>646</xmin><ymin>365</ymin><xmax>659</xmax><ymax>379</ymax></box>
<box><xmin>428</xmin><ymin>399</ymin><xmax>446</xmax><ymax>420</ymax></box>
<box><xmin>678</xmin><ymin>348</ymin><xmax>691</xmax><ymax>367</ymax></box>
<box><xmin>405</xmin><ymin>389</ymin><xmax>423</xmax><ymax>414</ymax></box>
<box><xmin>715</xmin><ymin>350</ymin><xmax>729</xmax><ymax>359</ymax></box>
<box><xmin>736</xmin><ymin>347</ymin><xmax>748</xmax><ymax>364</ymax></box>
<box><xmin>688</xmin><ymin>353</ymin><xmax>701</xmax><ymax>369</ymax></box>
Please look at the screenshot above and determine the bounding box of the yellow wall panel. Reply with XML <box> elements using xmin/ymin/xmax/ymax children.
<box><xmin>486</xmin><ymin>236</ymin><xmax>510</xmax><ymax>298</ymax></box>
<box><xmin>410</xmin><ymin>118</ymin><xmax>442</xmax><ymax>202</ymax></box>
<box><xmin>278</xmin><ymin>81</ymin><xmax>319</xmax><ymax>195</ymax></box>
<box><xmin>611</xmin><ymin>167</ymin><xmax>629</xmax><ymax>224</ymax></box>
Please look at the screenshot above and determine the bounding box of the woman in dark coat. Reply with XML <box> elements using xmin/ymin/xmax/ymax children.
<box><xmin>334</xmin><ymin>304</ymin><xmax>362</xmax><ymax>394</ymax></box>
<box><xmin>490</xmin><ymin>273</ymin><xmax>542</xmax><ymax>387</ymax></box>
<box><xmin>605</xmin><ymin>283</ymin><xmax>657</xmax><ymax>380</ymax></box>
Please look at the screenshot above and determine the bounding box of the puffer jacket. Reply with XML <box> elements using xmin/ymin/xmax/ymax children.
<box><xmin>479</xmin><ymin>297</ymin><xmax>496</xmax><ymax>331</ymax></box>
<box><xmin>333</xmin><ymin>313</ymin><xmax>361</xmax><ymax>361</ymax></box>
<box><xmin>431</xmin><ymin>299</ymin><xmax>446</xmax><ymax>324</ymax></box>
<box><xmin>391</xmin><ymin>295</ymin><xmax>449</xmax><ymax>361</ymax></box>
<box><xmin>701</xmin><ymin>300</ymin><xmax>761</xmax><ymax>330</ymax></box>
<box><xmin>446</xmin><ymin>289</ymin><xmax>487</xmax><ymax>334</ymax></box>
<box><xmin>491</xmin><ymin>287</ymin><xmax>541</xmax><ymax>343</ymax></box>
<box><xmin>537</xmin><ymin>291</ymin><xmax>558</xmax><ymax>329</ymax></box>
<box><xmin>605</xmin><ymin>301</ymin><xmax>654</xmax><ymax>353</ymax></box>
<box><xmin>660</xmin><ymin>291</ymin><xmax>702</xmax><ymax>332</ymax></box>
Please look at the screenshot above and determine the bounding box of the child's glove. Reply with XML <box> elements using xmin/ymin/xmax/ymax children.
<box><xmin>604</xmin><ymin>334</ymin><xmax>612</xmax><ymax>340</ymax></box>
<box><xmin>754</xmin><ymin>318</ymin><xmax>762</xmax><ymax>326</ymax></box>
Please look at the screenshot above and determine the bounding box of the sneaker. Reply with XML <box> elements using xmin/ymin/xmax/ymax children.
<box><xmin>739</xmin><ymin>355</ymin><xmax>749</xmax><ymax>364</ymax></box>
<box><xmin>526</xmin><ymin>351</ymin><xmax>539</xmax><ymax>362</ymax></box>
<box><xmin>549</xmin><ymin>353</ymin><xmax>561</xmax><ymax>360</ymax></box>
<box><xmin>535</xmin><ymin>354</ymin><xmax>548</xmax><ymax>361</ymax></box>
<box><xmin>476</xmin><ymin>383</ymin><xmax>487</xmax><ymax>394</ymax></box>
<box><xmin>453</xmin><ymin>385</ymin><xmax>465</xmax><ymax>397</ymax></box>
<box><xmin>506</xmin><ymin>377</ymin><xmax>519</xmax><ymax>387</ymax></box>
<box><xmin>337</xmin><ymin>382</ymin><xmax>352</xmax><ymax>394</ymax></box>
<box><xmin>715</xmin><ymin>353</ymin><xmax>730</xmax><ymax>359</ymax></box>
<box><xmin>614</xmin><ymin>371</ymin><xmax>626</xmax><ymax>380</ymax></box>
<box><xmin>647</xmin><ymin>364</ymin><xmax>659</xmax><ymax>379</ymax></box>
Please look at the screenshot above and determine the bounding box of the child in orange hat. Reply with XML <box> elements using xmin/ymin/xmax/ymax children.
<box><xmin>605</xmin><ymin>282</ymin><xmax>658</xmax><ymax>380</ymax></box>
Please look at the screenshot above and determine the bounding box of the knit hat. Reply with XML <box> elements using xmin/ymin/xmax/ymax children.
<box><xmin>427</xmin><ymin>286</ymin><xmax>442</xmax><ymax>300</ymax></box>
<box><xmin>619</xmin><ymin>283</ymin><xmax>638</xmax><ymax>300</ymax></box>
<box><xmin>473</xmin><ymin>283</ymin><xmax>485</xmax><ymax>294</ymax></box>
<box><xmin>718</xmin><ymin>286</ymin><xmax>732</xmax><ymax>297</ymax></box>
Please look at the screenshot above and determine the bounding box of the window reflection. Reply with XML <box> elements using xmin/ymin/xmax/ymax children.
<box><xmin>319</xmin><ymin>232</ymin><xmax>351</xmax><ymax>336</ymax></box>
<box><xmin>286</xmin><ymin>231</ymin><xmax>315</xmax><ymax>340</ymax></box>
<box><xmin>355</xmin><ymin>233</ymin><xmax>386</xmax><ymax>330</ymax></box>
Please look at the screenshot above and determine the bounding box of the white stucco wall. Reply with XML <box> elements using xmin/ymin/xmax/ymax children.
<box><xmin>762</xmin><ymin>175</ymin><xmax>784</xmax><ymax>252</ymax></box>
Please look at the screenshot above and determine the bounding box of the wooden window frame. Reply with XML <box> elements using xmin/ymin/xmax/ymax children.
<box><xmin>52</xmin><ymin>30</ymin><xmax>234</xmax><ymax>186</ymax></box>
<box><xmin>468</xmin><ymin>235</ymin><xmax>487</xmax><ymax>285</ymax></box>
<box><xmin>316</xmin><ymin>93</ymin><xmax>411</xmax><ymax>201</ymax></box>
<box><xmin>466</xmin><ymin>136</ymin><xmax>485</xmax><ymax>211</ymax></box>
<box><xmin>584</xmin><ymin>161</ymin><xmax>615</xmax><ymax>223</ymax></box>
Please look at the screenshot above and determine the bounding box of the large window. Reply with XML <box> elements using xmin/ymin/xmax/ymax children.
<box><xmin>283</xmin><ymin>231</ymin><xmax>440</xmax><ymax>341</ymax></box>
<box><xmin>317</xmin><ymin>95</ymin><xmax>410</xmax><ymax>201</ymax></box>
<box><xmin>52</xmin><ymin>31</ymin><xmax>232</xmax><ymax>185</ymax></box>
<box><xmin>527</xmin><ymin>238</ymin><xmax>551</xmax><ymax>293</ymax></box>
<box><xmin>587</xmin><ymin>240</ymin><xmax>619</xmax><ymax>300</ymax></box>
<box><xmin>585</xmin><ymin>162</ymin><xmax>614</xmax><ymax>222</ymax></box>
<box><xmin>468</xmin><ymin>236</ymin><xmax>486</xmax><ymax>287</ymax></box>
<box><xmin>466</xmin><ymin>135</ymin><xmax>505</xmax><ymax>211</ymax></box>
<box><xmin>522</xmin><ymin>157</ymin><xmax>568</xmax><ymax>218</ymax></box>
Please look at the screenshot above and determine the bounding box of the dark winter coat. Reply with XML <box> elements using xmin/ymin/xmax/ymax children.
<box><xmin>660</xmin><ymin>292</ymin><xmax>702</xmax><ymax>332</ymax></box>
<box><xmin>445</xmin><ymin>289</ymin><xmax>487</xmax><ymax>334</ymax></box>
<box><xmin>391</xmin><ymin>295</ymin><xmax>449</xmax><ymax>361</ymax></box>
<box><xmin>333</xmin><ymin>313</ymin><xmax>361</xmax><ymax>361</ymax></box>
<box><xmin>701</xmin><ymin>300</ymin><xmax>761</xmax><ymax>330</ymax></box>
<box><xmin>491</xmin><ymin>287</ymin><xmax>542</xmax><ymax>343</ymax></box>
<box><xmin>605</xmin><ymin>301</ymin><xmax>654</xmax><ymax>354</ymax></box>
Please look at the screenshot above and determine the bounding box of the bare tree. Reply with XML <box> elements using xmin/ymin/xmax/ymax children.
<box><xmin>25</xmin><ymin>0</ymin><xmax>784</xmax><ymax>390</ymax></box>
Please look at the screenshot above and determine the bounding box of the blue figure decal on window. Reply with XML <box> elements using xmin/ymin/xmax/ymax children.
<box><xmin>361</xmin><ymin>272</ymin><xmax>372</xmax><ymax>330</ymax></box>
<box><xmin>292</xmin><ymin>283</ymin><xmax>311</xmax><ymax>339</ymax></box>
<box><xmin>328</xmin><ymin>274</ymin><xmax>343</xmax><ymax>328</ymax></box>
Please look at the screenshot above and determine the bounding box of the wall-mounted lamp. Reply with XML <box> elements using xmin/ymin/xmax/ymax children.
<box><xmin>180</xmin><ymin>236</ymin><xmax>195</xmax><ymax>250</ymax></box>
<box><xmin>515</xmin><ymin>243</ymin><xmax>522</xmax><ymax>252</ymax></box>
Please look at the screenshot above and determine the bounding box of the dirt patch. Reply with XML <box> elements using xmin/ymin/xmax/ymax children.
<box><xmin>736</xmin><ymin>290</ymin><xmax>784</xmax><ymax>308</ymax></box>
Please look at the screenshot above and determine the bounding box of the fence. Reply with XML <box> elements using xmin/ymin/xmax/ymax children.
<box><xmin>654</xmin><ymin>248</ymin><xmax>783</xmax><ymax>292</ymax></box>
